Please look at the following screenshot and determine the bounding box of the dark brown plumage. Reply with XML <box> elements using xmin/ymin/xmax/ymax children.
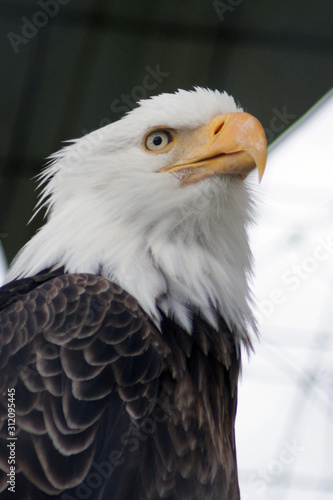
<box><xmin>0</xmin><ymin>269</ymin><xmax>243</xmax><ymax>500</ymax></box>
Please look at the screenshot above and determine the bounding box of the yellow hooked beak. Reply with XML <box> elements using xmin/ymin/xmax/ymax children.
<box><xmin>161</xmin><ymin>112</ymin><xmax>267</xmax><ymax>186</ymax></box>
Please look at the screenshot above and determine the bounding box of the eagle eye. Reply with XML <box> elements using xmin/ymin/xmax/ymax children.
<box><xmin>144</xmin><ymin>130</ymin><xmax>173</xmax><ymax>152</ymax></box>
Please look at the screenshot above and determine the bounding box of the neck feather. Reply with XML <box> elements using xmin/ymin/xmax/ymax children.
<box><xmin>6</xmin><ymin>177</ymin><xmax>256</xmax><ymax>338</ymax></box>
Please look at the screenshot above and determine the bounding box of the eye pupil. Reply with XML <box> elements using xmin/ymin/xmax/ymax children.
<box><xmin>153</xmin><ymin>136</ymin><xmax>162</xmax><ymax>146</ymax></box>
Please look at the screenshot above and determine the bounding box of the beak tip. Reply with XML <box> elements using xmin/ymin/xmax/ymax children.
<box><xmin>256</xmin><ymin>150</ymin><xmax>267</xmax><ymax>184</ymax></box>
<box><xmin>258</xmin><ymin>168</ymin><xmax>265</xmax><ymax>183</ymax></box>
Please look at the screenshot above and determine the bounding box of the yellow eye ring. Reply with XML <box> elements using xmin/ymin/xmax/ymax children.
<box><xmin>144</xmin><ymin>129</ymin><xmax>173</xmax><ymax>152</ymax></box>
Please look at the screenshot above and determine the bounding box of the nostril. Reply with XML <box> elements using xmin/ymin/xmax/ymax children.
<box><xmin>214</xmin><ymin>121</ymin><xmax>225</xmax><ymax>135</ymax></box>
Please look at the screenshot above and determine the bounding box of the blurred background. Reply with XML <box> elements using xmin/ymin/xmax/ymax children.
<box><xmin>0</xmin><ymin>1</ymin><xmax>332</xmax><ymax>498</ymax></box>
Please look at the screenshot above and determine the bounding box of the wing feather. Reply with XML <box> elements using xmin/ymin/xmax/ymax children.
<box><xmin>0</xmin><ymin>270</ymin><xmax>242</xmax><ymax>500</ymax></box>
<box><xmin>0</xmin><ymin>271</ymin><xmax>163</xmax><ymax>499</ymax></box>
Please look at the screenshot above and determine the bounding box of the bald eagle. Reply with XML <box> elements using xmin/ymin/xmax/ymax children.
<box><xmin>0</xmin><ymin>88</ymin><xmax>266</xmax><ymax>500</ymax></box>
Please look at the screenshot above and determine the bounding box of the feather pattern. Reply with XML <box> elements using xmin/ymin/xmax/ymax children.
<box><xmin>0</xmin><ymin>270</ymin><xmax>244</xmax><ymax>499</ymax></box>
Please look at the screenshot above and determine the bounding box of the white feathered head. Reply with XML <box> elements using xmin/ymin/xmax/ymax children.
<box><xmin>7</xmin><ymin>87</ymin><xmax>267</xmax><ymax>334</ymax></box>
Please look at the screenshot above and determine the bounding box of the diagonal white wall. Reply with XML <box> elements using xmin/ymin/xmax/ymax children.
<box><xmin>237</xmin><ymin>90</ymin><xmax>333</xmax><ymax>500</ymax></box>
<box><xmin>0</xmin><ymin>243</ymin><xmax>7</xmax><ymax>285</ymax></box>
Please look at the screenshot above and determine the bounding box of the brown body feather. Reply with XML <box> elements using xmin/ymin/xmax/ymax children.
<box><xmin>0</xmin><ymin>270</ymin><xmax>243</xmax><ymax>499</ymax></box>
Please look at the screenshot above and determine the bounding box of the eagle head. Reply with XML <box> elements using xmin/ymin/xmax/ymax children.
<box><xmin>6</xmin><ymin>87</ymin><xmax>267</xmax><ymax>334</ymax></box>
